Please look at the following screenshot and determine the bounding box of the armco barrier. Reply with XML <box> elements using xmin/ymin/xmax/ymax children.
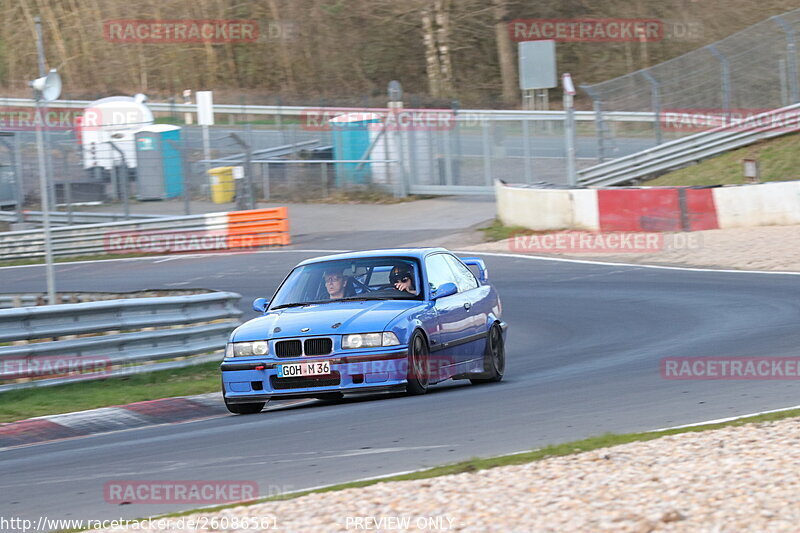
<box><xmin>0</xmin><ymin>207</ymin><xmax>290</xmax><ymax>260</ymax></box>
<box><xmin>0</xmin><ymin>291</ymin><xmax>242</xmax><ymax>392</ymax></box>
<box><xmin>497</xmin><ymin>180</ymin><xmax>800</xmax><ymax>233</ymax></box>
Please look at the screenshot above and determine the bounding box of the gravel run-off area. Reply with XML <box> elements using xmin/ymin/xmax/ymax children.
<box><xmin>97</xmin><ymin>417</ymin><xmax>800</xmax><ymax>532</ymax></box>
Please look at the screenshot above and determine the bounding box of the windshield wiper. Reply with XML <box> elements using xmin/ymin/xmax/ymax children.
<box><xmin>270</xmin><ymin>301</ymin><xmax>323</xmax><ymax>310</ymax></box>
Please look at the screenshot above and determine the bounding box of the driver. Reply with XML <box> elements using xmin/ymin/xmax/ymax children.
<box><xmin>323</xmin><ymin>268</ymin><xmax>349</xmax><ymax>299</ymax></box>
<box><xmin>390</xmin><ymin>264</ymin><xmax>417</xmax><ymax>295</ymax></box>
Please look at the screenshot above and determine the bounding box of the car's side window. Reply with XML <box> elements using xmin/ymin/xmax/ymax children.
<box><xmin>425</xmin><ymin>254</ymin><xmax>458</xmax><ymax>293</ymax></box>
<box><xmin>444</xmin><ymin>255</ymin><xmax>479</xmax><ymax>292</ymax></box>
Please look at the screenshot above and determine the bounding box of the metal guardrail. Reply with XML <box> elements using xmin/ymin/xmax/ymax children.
<box><xmin>578</xmin><ymin>103</ymin><xmax>800</xmax><ymax>187</ymax></box>
<box><xmin>0</xmin><ymin>210</ymin><xmax>162</xmax><ymax>226</ymax></box>
<box><xmin>0</xmin><ymin>291</ymin><xmax>242</xmax><ymax>392</ymax></box>
<box><xmin>0</xmin><ymin>207</ymin><xmax>290</xmax><ymax>260</ymax></box>
<box><xmin>0</xmin><ymin>96</ymin><xmax>657</xmax><ymax>123</ymax></box>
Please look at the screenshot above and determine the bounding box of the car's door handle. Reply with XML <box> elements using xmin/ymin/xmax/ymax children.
<box><xmin>463</xmin><ymin>302</ymin><xmax>472</xmax><ymax>310</ymax></box>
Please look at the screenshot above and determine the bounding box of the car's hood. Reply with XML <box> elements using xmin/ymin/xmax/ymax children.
<box><xmin>232</xmin><ymin>299</ymin><xmax>423</xmax><ymax>341</ymax></box>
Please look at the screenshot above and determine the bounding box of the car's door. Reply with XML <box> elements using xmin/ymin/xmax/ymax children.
<box><xmin>442</xmin><ymin>254</ymin><xmax>490</xmax><ymax>365</ymax></box>
<box><xmin>424</xmin><ymin>253</ymin><xmax>473</xmax><ymax>378</ymax></box>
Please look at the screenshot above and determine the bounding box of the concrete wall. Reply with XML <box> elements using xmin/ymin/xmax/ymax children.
<box><xmin>713</xmin><ymin>181</ymin><xmax>800</xmax><ymax>229</ymax></box>
<box><xmin>497</xmin><ymin>180</ymin><xmax>800</xmax><ymax>232</ymax></box>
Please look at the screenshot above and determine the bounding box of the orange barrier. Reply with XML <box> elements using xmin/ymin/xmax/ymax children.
<box><xmin>225</xmin><ymin>207</ymin><xmax>291</xmax><ymax>248</ymax></box>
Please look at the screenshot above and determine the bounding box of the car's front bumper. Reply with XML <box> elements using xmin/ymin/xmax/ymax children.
<box><xmin>220</xmin><ymin>348</ymin><xmax>409</xmax><ymax>402</ymax></box>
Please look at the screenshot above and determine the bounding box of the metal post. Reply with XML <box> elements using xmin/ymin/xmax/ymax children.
<box><xmin>522</xmin><ymin>118</ymin><xmax>533</xmax><ymax>183</ymax></box>
<box><xmin>35</xmin><ymin>102</ymin><xmax>56</xmax><ymax>304</ymax></box>
<box><xmin>642</xmin><ymin>71</ymin><xmax>663</xmax><ymax>145</ymax></box>
<box><xmin>34</xmin><ymin>17</ymin><xmax>56</xmax><ymax>222</ymax></box>
<box><xmin>584</xmin><ymin>89</ymin><xmax>606</xmax><ymax>163</ymax></box>
<box><xmin>774</xmin><ymin>15</ymin><xmax>799</xmax><ymax>104</ymax></box>
<box><xmin>263</xmin><ymin>163</ymin><xmax>270</xmax><ymax>201</ymax></box>
<box><xmin>707</xmin><ymin>45</ymin><xmax>731</xmax><ymax>111</ymax></box>
<box><xmin>564</xmin><ymin>100</ymin><xmax>578</xmax><ymax>187</ymax></box>
<box><xmin>321</xmin><ymin>162</ymin><xmax>328</xmax><ymax>198</ymax></box>
<box><xmin>779</xmin><ymin>59</ymin><xmax>789</xmax><ymax>107</ymax></box>
<box><xmin>107</xmin><ymin>141</ymin><xmax>129</xmax><ymax>218</ymax></box>
<box><xmin>229</xmin><ymin>133</ymin><xmax>255</xmax><ymax>210</ymax></box>
<box><xmin>442</xmin><ymin>128</ymin><xmax>454</xmax><ymax>187</ymax></box>
<box><xmin>481</xmin><ymin>119</ymin><xmax>492</xmax><ymax>186</ymax></box>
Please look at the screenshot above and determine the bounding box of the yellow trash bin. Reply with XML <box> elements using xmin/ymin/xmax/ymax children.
<box><xmin>208</xmin><ymin>166</ymin><xmax>236</xmax><ymax>204</ymax></box>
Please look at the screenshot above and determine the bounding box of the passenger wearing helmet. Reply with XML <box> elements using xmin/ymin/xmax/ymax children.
<box><xmin>390</xmin><ymin>264</ymin><xmax>417</xmax><ymax>295</ymax></box>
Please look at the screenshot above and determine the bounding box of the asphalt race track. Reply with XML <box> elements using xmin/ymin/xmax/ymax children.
<box><xmin>1</xmin><ymin>251</ymin><xmax>799</xmax><ymax>523</ymax></box>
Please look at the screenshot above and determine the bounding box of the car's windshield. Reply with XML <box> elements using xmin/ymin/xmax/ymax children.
<box><xmin>269</xmin><ymin>257</ymin><xmax>423</xmax><ymax>309</ymax></box>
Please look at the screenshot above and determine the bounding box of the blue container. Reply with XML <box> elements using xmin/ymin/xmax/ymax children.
<box><xmin>135</xmin><ymin>125</ymin><xmax>185</xmax><ymax>200</ymax></box>
<box><xmin>330</xmin><ymin>113</ymin><xmax>382</xmax><ymax>185</ymax></box>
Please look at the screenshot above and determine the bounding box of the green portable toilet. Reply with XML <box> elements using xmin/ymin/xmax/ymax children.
<box><xmin>330</xmin><ymin>112</ymin><xmax>382</xmax><ymax>185</ymax></box>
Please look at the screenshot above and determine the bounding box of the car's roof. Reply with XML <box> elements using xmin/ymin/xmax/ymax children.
<box><xmin>296</xmin><ymin>248</ymin><xmax>450</xmax><ymax>267</ymax></box>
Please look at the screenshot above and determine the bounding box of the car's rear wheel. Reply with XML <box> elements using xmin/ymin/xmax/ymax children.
<box><xmin>406</xmin><ymin>331</ymin><xmax>430</xmax><ymax>395</ymax></box>
<box><xmin>470</xmin><ymin>324</ymin><xmax>505</xmax><ymax>385</ymax></box>
<box><xmin>224</xmin><ymin>397</ymin><xmax>266</xmax><ymax>415</ymax></box>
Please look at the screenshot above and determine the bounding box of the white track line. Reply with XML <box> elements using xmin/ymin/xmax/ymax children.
<box><xmin>457</xmin><ymin>250</ymin><xmax>800</xmax><ymax>276</ymax></box>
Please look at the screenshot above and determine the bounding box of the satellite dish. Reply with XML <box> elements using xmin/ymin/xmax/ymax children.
<box><xmin>31</xmin><ymin>69</ymin><xmax>62</xmax><ymax>102</ymax></box>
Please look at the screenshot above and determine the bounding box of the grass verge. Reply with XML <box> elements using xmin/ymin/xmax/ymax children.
<box><xmin>0</xmin><ymin>361</ymin><xmax>221</xmax><ymax>423</ymax></box>
<box><xmin>479</xmin><ymin>219</ymin><xmax>538</xmax><ymax>242</ymax></box>
<box><xmin>648</xmin><ymin>132</ymin><xmax>800</xmax><ymax>186</ymax></box>
<box><xmin>68</xmin><ymin>406</ymin><xmax>798</xmax><ymax>533</ymax></box>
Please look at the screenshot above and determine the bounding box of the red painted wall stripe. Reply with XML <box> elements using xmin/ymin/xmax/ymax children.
<box><xmin>598</xmin><ymin>188</ymin><xmax>718</xmax><ymax>232</ymax></box>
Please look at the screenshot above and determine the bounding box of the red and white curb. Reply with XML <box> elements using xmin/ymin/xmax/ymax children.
<box><xmin>0</xmin><ymin>393</ymin><xmax>313</xmax><ymax>450</ymax></box>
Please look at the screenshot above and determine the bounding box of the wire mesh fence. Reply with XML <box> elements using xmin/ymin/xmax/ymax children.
<box><xmin>581</xmin><ymin>8</ymin><xmax>800</xmax><ymax>160</ymax></box>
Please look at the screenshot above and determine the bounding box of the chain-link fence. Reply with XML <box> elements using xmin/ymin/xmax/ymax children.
<box><xmin>582</xmin><ymin>9</ymin><xmax>800</xmax><ymax>160</ymax></box>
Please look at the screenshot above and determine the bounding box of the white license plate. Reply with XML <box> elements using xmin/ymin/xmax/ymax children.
<box><xmin>277</xmin><ymin>361</ymin><xmax>331</xmax><ymax>378</ymax></box>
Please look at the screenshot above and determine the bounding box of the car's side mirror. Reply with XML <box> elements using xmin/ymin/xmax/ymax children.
<box><xmin>433</xmin><ymin>282</ymin><xmax>458</xmax><ymax>300</ymax></box>
<box><xmin>252</xmin><ymin>298</ymin><xmax>269</xmax><ymax>313</ymax></box>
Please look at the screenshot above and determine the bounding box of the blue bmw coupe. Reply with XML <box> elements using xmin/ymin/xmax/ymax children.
<box><xmin>220</xmin><ymin>248</ymin><xmax>507</xmax><ymax>414</ymax></box>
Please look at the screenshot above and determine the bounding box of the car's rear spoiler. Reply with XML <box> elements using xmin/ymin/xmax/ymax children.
<box><xmin>459</xmin><ymin>257</ymin><xmax>488</xmax><ymax>283</ymax></box>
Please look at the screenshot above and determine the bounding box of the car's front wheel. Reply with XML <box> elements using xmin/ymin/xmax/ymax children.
<box><xmin>406</xmin><ymin>331</ymin><xmax>430</xmax><ymax>395</ymax></box>
<box><xmin>470</xmin><ymin>324</ymin><xmax>505</xmax><ymax>385</ymax></box>
<box><xmin>224</xmin><ymin>397</ymin><xmax>266</xmax><ymax>415</ymax></box>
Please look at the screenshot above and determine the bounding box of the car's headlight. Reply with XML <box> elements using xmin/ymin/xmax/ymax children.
<box><xmin>342</xmin><ymin>332</ymin><xmax>401</xmax><ymax>349</ymax></box>
<box><xmin>225</xmin><ymin>341</ymin><xmax>269</xmax><ymax>357</ymax></box>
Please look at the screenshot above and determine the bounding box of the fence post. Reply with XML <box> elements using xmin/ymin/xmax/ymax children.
<box><xmin>481</xmin><ymin>119</ymin><xmax>492</xmax><ymax>186</ymax></box>
<box><xmin>773</xmin><ymin>15</ymin><xmax>799</xmax><ymax>104</ymax></box>
<box><xmin>707</xmin><ymin>45</ymin><xmax>732</xmax><ymax>111</ymax></box>
<box><xmin>522</xmin><ymin>118</ymin><xmax>533</xmax><ymax>183</ymax></box>
<box><xmin>582</xmin><ymin>86</ymin><xmax>606</xmax><ymax>163</ymax></box>
<box><xmin>642</xmin><ymin>71</ymin><xmax>663</xmax><ymax>145</ymax></box>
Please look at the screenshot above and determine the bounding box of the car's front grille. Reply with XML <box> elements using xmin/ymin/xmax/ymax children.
<box><xmin>270</xmin><ymin>372</ymin><xmax>341</xmax><ymax>390</ymax></box>
<box><xmin>274</xmin><ymin>337</ymin><xmax>333</xmax><ymax>357</ymax></box>
<box><xmin>304</xmin><ymin>338</ymin><xmax>332</xmax><ymax>356</ymax></box>
<box><xmin>275</xmin><ymin>340</ymin><xmax>302</xmax><ymax>358</ymax></box>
